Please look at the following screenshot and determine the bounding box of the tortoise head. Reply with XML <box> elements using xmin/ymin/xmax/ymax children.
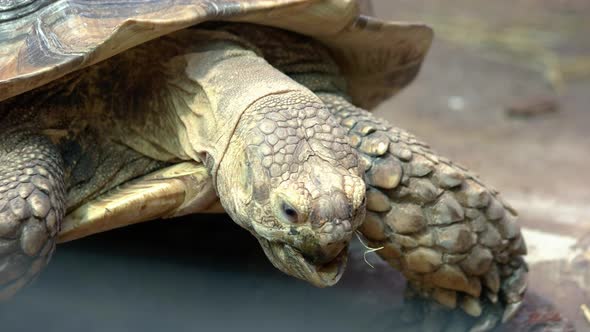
<box><xmin>216</xmin><ymin>91</ymin><xmax>366</xmax><ymax>287</ymax></box>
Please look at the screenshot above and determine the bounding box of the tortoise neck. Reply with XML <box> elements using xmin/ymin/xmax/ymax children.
<box><xmin>109</xmin><ymin>35</ymin><xmax>323</xmax><ymax>189</ymax></box>
<box><xmin>178</xmin><ymin>41</ymin><xmax>320</xmax><ymax>184</ymax></box>
<box><xmin>206</xmin><ymin>23</ymin><xmax>348</xmax><ymax>96</ymax></box>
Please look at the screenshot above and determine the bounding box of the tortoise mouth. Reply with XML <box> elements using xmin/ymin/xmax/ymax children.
<box><xmin>285</xmin><ymin>243</ymin><xmax>348</xmax><ymax>286</ymax></box>
<box><xmin>259</xmin><ymin>239</ymin><xmax>348</xmax><ymax>287</ymax></box>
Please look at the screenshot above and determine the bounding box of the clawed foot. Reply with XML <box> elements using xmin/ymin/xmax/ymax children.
<box><xmin>367</xmin><ymin>286</ymin><xmax>572</xmax><ymax>332</ymax></box>
<box><xmin>399</xmin><ymin>285</ymin><xmax>517</xmax><ymax>332</ymax></box>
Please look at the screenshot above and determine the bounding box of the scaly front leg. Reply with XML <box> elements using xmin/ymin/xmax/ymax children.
<box><xmin>318</xmin><ymin>93</ymin><xmax>527</xmax><ymax>331</ymax></box>
<box><xmin>0</xmin><ymin>130</ymin><xmax>66</xmax><ymax>299</ymax></box>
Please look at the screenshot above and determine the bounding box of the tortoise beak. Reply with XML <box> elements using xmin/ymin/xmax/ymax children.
<box><xmin>258</xmin><ymin>238</ymin><xmax>348</xmax><ymax>287</ymax></box>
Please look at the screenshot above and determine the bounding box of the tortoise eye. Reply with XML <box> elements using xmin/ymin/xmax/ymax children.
<box><xmin>280</xmin><ymin>201</ymin><xmax>299</xmax><ymax>223</ymax></box>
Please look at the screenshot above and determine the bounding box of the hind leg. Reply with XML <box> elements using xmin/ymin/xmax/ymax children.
<box><xmin>0</xmin><ymin>131</ymin><xmax>66</xmax><ymax>299</ymax></box>
<box><xmin>319</xmin><ymin>93</ymin><xmax>527</xmax><ymax>331</ymax></box>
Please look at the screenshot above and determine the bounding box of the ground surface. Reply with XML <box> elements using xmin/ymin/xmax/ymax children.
<box><xmin>1</xmin><ymin>1</ymin><xmax>589</xmax><ymax>331</ymax></box>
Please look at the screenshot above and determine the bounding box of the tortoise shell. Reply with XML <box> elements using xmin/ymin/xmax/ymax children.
<box><xmin>0</xmin><ymin>0</ymin><xmax>432</xmax><ymax>109</ymax></box>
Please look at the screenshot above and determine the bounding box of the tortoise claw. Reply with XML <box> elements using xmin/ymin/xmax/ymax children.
<box><xmin>468</xmin><ymin>302</ymin><xmax>502</xmax><ymax>332</ymax></box>
<box><xmin>502</xmin><ymin>301</ymin><xmax>524</xmax><ymax>323</ymax></box>
<box><xmin>469</xmin><ymin>315</ymin><xmax>500</xmax><ymax>332</ymax></box>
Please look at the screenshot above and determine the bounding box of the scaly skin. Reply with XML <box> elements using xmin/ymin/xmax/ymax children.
<box><xmin>0</xmin><ymin>31</ymin><xmax>368</xmax><ymax>297</ymax></box>
<box><xmin>0</xmin><ymin>131</ymin><xmax>65</xmax><ymax>299</ymax></box>
<box><xmin>318</xmin><ymin>93</ymin><xmax>528</xmax><ymax>330</ymax></box>
<box><xmin>216</xmin><ymin>89</ymin><xmax>366</xmax><ymax>287</ymax></box>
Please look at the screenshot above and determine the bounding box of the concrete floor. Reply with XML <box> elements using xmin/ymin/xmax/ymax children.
<box><xmin>1</xmin><ymin>1</ymin><xmax>589</xmax><ymax>331</ymax></box>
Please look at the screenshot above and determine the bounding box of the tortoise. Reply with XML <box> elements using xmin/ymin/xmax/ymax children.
<box><xmin>0</xmin><ymin>0</ymin><xmax>529</xmax><ymax>330</ymax></box>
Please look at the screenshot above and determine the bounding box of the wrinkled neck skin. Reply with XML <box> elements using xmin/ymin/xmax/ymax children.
<box><xmin>115</xmin><ymin>35</ymin><xmax>292</xmax><ymax>178</ymax></box>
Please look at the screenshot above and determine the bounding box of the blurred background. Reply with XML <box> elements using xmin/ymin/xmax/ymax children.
<box><xmin>1</xmin><ymin>0</ymin><xmax>589</xmax><ymax>331</ymax></box>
